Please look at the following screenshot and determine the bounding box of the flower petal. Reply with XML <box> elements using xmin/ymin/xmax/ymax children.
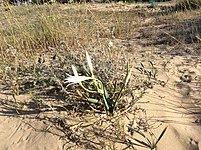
<box><xmin>71</xmin><ymin>65</ymin><xmax>78</xmax><ymax>76</ymax></box>
<box><xmin>86</xmin><ymin>51</ymin><xmax>94</xmax><ymax>77</ymax></box>
<box><xmin>64</xmin><ymin>76</ymin><xmax>93</xmax><ymax>84</ymax></box>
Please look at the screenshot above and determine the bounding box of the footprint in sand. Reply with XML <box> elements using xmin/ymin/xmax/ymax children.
<box><xmin>175</xmin><ymin>82</ymin><xmax>191</xmax><ymax>97</ymax></box>
<box><xmin>189</xmin><ymin>138</ymin><xmax>199</xmax><ymax>150</ymax></box>
<box><xmin>180</xmin><ymin>72</ymin><xmax>192</xmax><ymax>83</ymax></box>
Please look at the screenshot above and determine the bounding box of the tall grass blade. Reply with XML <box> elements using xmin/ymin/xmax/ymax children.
<box><xmin>127</xmin><ymin>125</ymin><xmax>152</xmax><ymax>146</ymax></box>
<box><xmin>128</xmin><ymin>125</ymin><xmax>146</xmax><ymax>138</ymax></box>
<box><xmin>103</xmin><ymin>86</ymin><xmax>110</xmax><ymax>111</ymax></box>
<box><xmin>133</xmin><ymin>138</ymin><xmax>151</xmax><ymax>149</ymax></box>
<box><xmin>113</xmin><ymin>65</ymin><xmax>132</xmax><ymax>111</ymax></box>
<box><xmin>128</xmin><ymin>142</ymin><xmax>148</xmax><ymax>148</ymax></box>
<box><xmin>125</xmin><ymin>65</ymin><xmax>133</xmax><ymax>86</ymax></box>
<box><xmin>155</xmin><ymin>126</ymin><xmax>168</xmax><ymax>145</ymax></box>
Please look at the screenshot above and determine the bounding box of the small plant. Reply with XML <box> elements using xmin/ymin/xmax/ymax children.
<box><xmin>127</xmin><ymin>125</ymin><xmax>168</xmax><ymax>150</ymax></box>
<box><xmin>149</xmin><ymin>2</ymin><xmax>158</xmax><ymax>9</ymax></box>
<box><xmin>136</xmin><ymin>61</ymin><xmax>157</xmax><ymax>89</ymax></box>
<box><xmin>64</xmin><ymin>51</ymin><xmax>132</xmax><ymax>115</ymax></box>
<box><xmin>136</xmin><ymin>61</ymin><xmax>157</xmax><ymax>81</ymax></box>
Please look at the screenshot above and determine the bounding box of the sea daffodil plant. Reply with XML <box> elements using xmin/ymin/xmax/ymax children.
<box><xmin>65</xmin><ymin>51</ymin><xmax>132</xmax><ymax>115</ymax></box>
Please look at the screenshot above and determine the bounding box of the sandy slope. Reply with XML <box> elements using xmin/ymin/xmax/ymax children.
<box><xmin>136</xmin><ymin>49</ymin><xmax>201</xmax><ymax>150</ymax></box>
<box><xmin>0</xmin><ymin>117</ymin><xmax>63</xmax><ymax>150</ymax></box>
<box><xmin>0</xmin><ymin>94</ymin><xmax>63</xmax><ymax>150</ymax></box>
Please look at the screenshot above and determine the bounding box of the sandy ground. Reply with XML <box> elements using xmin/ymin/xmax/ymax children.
<box><xmin>1</xmin><ymin>40</ymin><xmax>200</xmax><ymax>149</ymax></box>
<box><xmin>0</xmin><ymin>3</ymin><xmax>201</xmax><ymax>150</ymax></box>
<box><xmin>138</xmin><ymin>52</ymin><xmax>201</xmax><ymax>150</ymax></box>
<box><xmin>113</xmin><ymin>37</ymin><xmax>201</xmax><ymax>149</ymax></box>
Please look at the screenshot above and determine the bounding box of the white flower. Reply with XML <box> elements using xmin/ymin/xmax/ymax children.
<box><xmin>64</xmin><ymin>75</ymin><xmax>93</xmax><ymax>84</ymax></box>
<box><xmin>86</xmin><ymin>51</ymin><xmax>94</xmax><ymax>77</ymax></box>
<box><xmin>65</xmin><ymin>63</ymin><xmax>94</xmax><ymax>85</ymax></box>
<box><xmin>71</xmin><ymin>65</ymin><xmax>78</xmax><ymax>76</ymax></box>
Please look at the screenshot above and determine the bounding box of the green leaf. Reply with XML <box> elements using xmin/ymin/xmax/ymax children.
<box><xmin>86</xmin><ymin>97</ymin><xmax>99</xmax><ymax>104</ymax></box>
<box><xmin>113</xmin><ymin>64</ymin><xmax>132</xmax><ymax>111</ymax></box>
<box><xmin>103</xmin><ymin>86</ymin><xmax>111</xmax><ymax>111</ymax></box>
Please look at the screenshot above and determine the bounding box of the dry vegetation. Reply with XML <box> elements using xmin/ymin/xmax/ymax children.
<box><xmin>175</xmin><ymin>0</ymin><xmax>201</xmax><ymax>10</ymax></box>
<box><xmin>0</xmin><ymin>1</ymin><xmax>201</xmax><ymax>149</ymax></box>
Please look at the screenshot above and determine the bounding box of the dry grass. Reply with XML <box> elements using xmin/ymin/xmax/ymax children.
<box><xmin>175</xmin><ymin>0</ymin><xmax>201</xmax><ymax>10</ymax></box>
<box><xmin>0</xmin><ymin>3</ymin><xmax>146</xmax><ymax>97</ymax></box>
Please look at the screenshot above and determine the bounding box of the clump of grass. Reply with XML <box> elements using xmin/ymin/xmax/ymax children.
<box><xmin>175</xmin><ymin>0</ymin><xmax>201</xmax><ymax>11</ymax></box>
<box><xmin>128</xmin><ymin>125</ymin><xmax>168</xmax><ymax>150</ymax></box>
<box><xmin>136</xmin><ymin>61</ymin><xmax>157</xmax><ymax>88</ymax></box>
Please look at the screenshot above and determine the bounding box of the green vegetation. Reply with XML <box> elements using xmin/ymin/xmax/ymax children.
<box><xmin>65</xmin><ymin>51</ymin><xmax>133</xmax><ymax>115</ymax></box>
